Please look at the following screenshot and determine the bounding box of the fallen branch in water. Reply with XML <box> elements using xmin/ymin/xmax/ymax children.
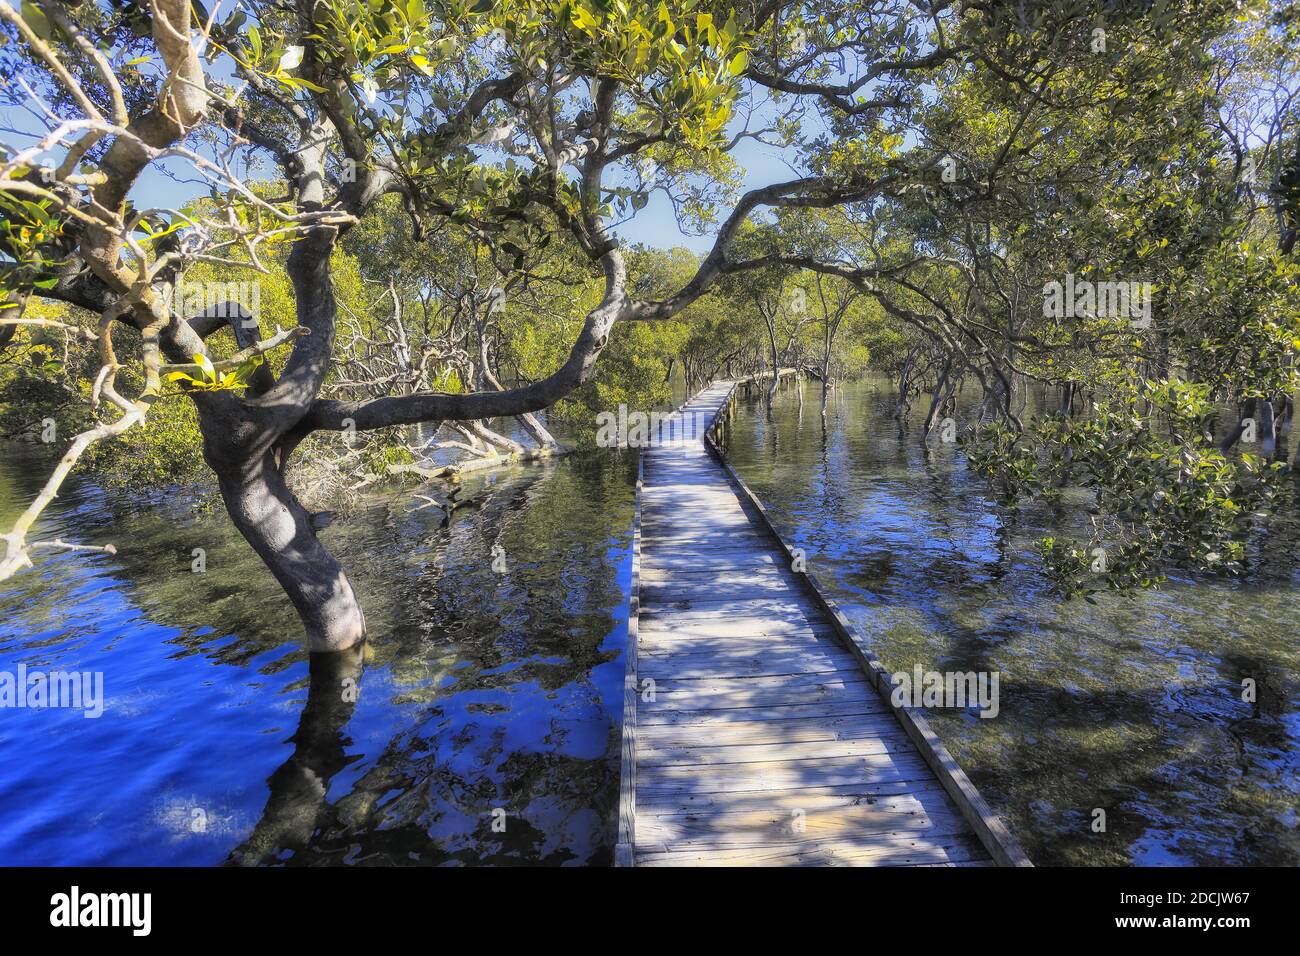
<box><xmin>29</xmin><ymin>538</ymin><xmax>118</xmax><ymax>556</ymax></box>
<box><xmin>0</xmin><ymin>365</ymin><xmax>146</xmax><ymax>582</ymax></box>
<box><xmin>386</xmin><ymin>444</ymin><xmax>568</xmax><ymax>481</ymax></box>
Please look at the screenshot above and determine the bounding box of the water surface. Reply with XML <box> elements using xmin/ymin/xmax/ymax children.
<box><xmin>726</xmin><ymin>378</ymin><xmax>1298</xmax><ymax>866</ymax></box>
<box><xmin>0</xmin><ymin>443</ymin><xmax>636</xmax><ymax>865</ymax></box>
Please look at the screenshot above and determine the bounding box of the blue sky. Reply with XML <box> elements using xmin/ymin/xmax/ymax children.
<box><xmin>623</xmin><ymin>130</ymin><xmax>807</xmax><ymax>253</ymax></box>
<box><xmin>1</xmin><ymin>79</ymin><xmax>811</xmax><ymax>257</ymax></box>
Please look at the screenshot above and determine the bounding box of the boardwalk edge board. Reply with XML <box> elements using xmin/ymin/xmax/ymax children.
<box><xmin>614</xmin><ymin>454</ymin><xmax>644</xmax><ymax>867</ymax></box>
<box><xmin>702</xmin><ymin>379</ymin><xmax>1033</xmax><ymax>868</ymax></box>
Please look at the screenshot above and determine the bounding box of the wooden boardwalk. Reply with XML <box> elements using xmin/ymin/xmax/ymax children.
<box><xmin>616</xmin><ymin>380</ymin><xmax>1031</xmax><ymax>867</ymax></box>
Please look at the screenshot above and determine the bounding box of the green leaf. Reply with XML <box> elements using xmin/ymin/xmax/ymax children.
<box><xmin>288</xmin><ymin>76</ymin><xmax>328</xmax><ymax>93</ymax></box>
<box><xmin>719</xmin><ymin>14</ymin><xmax>738</xmax><ymax>47</ymax></box>
<box><xmin>194</xmin><ymin>353</ymin><xmax>216</xmax><ymax>382</ymax></box>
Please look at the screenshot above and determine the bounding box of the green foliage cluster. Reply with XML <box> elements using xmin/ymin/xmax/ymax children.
<box><xmin>0</xmin><ymin>313</ymin><xmax>210</xmax><ymax>486</ymax></box>
<box><xmin>968</xmin><ymin>379</ymin><xmax>1289</xmax><ymax>596</ymax></box>
<box><xmin>2</xmin><ymin>0</ymin><xmax>1297</xmax><ymax>604</ymax></box>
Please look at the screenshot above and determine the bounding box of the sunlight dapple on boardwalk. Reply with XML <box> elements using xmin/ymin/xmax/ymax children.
<box><xmin>616</xmin><ymin>380</ymin><xmax>1031</xmax><ymax>867</ymax></box>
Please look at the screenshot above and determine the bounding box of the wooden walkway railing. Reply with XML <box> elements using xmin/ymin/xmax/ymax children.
<box><xmin>616</xmin><ymin>378</ymin><xmax>1031</xmax><ymax>867</ymax></box>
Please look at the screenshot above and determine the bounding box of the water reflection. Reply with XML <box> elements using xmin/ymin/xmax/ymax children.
<box><xmin>230</xmin><ymin>646</ymin><xmax>364</xmax><ymax>865</ymax></box>
<box><xmin>0</xmin><ymin>443</ymin><xmax>635</xmax><ymax>865</ymax></box>
<box><xmin>727</xmin><ymin>377</ymin><xmax>1299</xmax><ymax>866</ymax></box>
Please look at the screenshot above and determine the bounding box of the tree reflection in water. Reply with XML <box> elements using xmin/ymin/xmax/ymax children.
<box><xmin>0</xmin><ymin>446</ymin><xmax>636</xmax><ymax>866</ymax></box>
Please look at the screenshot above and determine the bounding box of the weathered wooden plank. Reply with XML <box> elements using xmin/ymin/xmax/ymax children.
<box><xmin>640</xmin><ymin>555</ymin><xmax>779</xmax><ymax>572</ymax></box>
<box><xmin>638</xmin><ymin>540</ymin><xmax>781</xmax><ymax>558</ymax></box>
<box><xmin>636</xmin><ymin>779</ymin><xmax>954</xmax><ymax>814</ymax></box>
<box><xmin>641</xmin><ymin>602</ymin><xmax>824</xmax><ymax>629</ymax></box>
<box><xmin>641</xmin><ymin>523</ymin><xmax>756</xmax><ymax>538</ymax></box>
<box><xmin>638</xmin><ymin>698</ymin><xmax>889</xmax><ymax>725</ymax></box>
<box><xmin>640</xmin><ymin>621</ymin><xmax>846</xmax><ymax>644</ymax></box>
<box><xmin>640</xmin><ymin>567</ymin><xmax>794</xmax><ymax>585</ymax></box>
<box><xmin>634</xmin><ymin>836</ymin><xmax>989</xmax><ymax>867</ymax></box>
<box><xmin>638</xmin><ymin>533</ymin><xmax>773</xmax><ymax>552</ymax></box>
<box><xmin>639</xmin><ymin>659</ymin><xmax>858</xmax><ymax>681</ymax></box>
<box><xmin>640</xmin><ymin>666</ymin><xmax>866</xmax><ymax>687</ymax></box>
<box><xmin>640</xmin><ymin>675</ymin><xmax>874</xmax><ymax>712</ymax></box>
<box><xmin>639</xmin><ymin>736</ymin><xmax>923</xmax><ymax>769</ymax></box>
<box><xmin>640</xmin><ymin>636</ymin><xmax>849</xmax><ymax>659</ymax></box>
<box><xmin>638</xmin><ymin>712</ymin><xmax>901</xmax><ymax>748</ymax></box>
<box><xmin>642</xmin><ymin>637</ymin><xmax>852</xmax><ymax>658</ymax></box>
<box><xmin>638</xmin><ymin>753</ymin><xmax>938</xmax><ymax>795</ymax></box>
<box><xmin>637</xmin><ymin>805</ymin><xmax>973</xmax><ymax>847</ymax></box>
<box><xmin>639</xmin><ymin>637</ymin><xmax>839</xmax><ymax>659</ymax></box>
<box><xmin>640</xmin><ymin>619</ymin><xmax>839</xmax><ymax>643</ymax></box>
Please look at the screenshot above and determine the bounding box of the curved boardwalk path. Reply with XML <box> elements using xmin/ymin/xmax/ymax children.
<box><xmin>616</xmin><ymin>380</ymin><xmax>1031</xmax><ymax>867</ymax></box>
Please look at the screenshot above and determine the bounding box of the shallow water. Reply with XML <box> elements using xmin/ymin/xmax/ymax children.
<box><xmin>725</xmin><ymin>378</ymin><xmax>1298</xmax><ymax>866</ymax></box>
<box><xmin>0</xmin><ymin>443</ymin><xmax>636</xmax><ymax>866</ymax></box>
